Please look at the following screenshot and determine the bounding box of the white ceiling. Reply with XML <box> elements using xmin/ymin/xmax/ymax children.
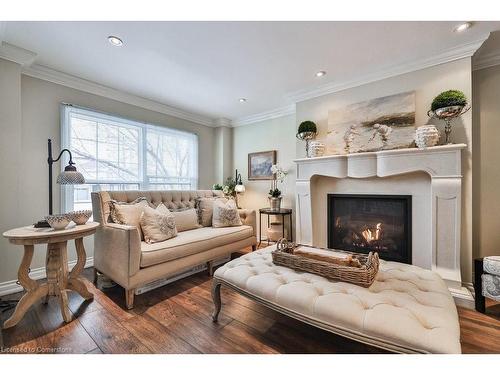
<box><xmin>2</xmin><ymin>21</ymin><xmax>500</xmax><ymax>124</ymax></box>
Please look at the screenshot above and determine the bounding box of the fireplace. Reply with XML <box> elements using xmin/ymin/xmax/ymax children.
<box><xmin>327</xmin><ymin>194</ymin><xmax>412</xmax><ymax>263</ymax></box>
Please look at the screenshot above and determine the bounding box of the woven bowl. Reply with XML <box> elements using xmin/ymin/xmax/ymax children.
<box><xmin>69</xmin><ymin>210</ymin><xmax>92</xmax><ymax>225</ymax></box>
<box><xmin>45</xmin><ymin>214</ymin><xmax>71</xmax><ymax>230</ymax></box>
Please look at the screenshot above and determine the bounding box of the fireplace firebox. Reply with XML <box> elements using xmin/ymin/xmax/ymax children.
<box><xmin>327</xmin><ymin>194</ymin><xmax>412</xmax><ymax>264</ymax></box>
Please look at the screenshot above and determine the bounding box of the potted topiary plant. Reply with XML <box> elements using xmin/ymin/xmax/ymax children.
<box><xmin>428</xmin><ymin>90</ymin><xmax>470</xmax><ymax>144</ymax></box>
<box><xmin>431</xmin><ymin>90</ymin><xmax>467</xmax><ymax>112</ymax></box>
<box><xmin>296</xmin><ymin>120</ymin><xmax>318</xmax><ymax>157</ymax></box>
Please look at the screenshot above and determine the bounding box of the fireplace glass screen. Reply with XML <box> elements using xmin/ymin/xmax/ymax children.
<box><xmin>327</xmin><ymin>194</ymin><xmax>412</xmax><ymax>263</ymax></box>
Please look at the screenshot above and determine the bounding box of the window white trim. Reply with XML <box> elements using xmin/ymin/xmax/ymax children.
<box><xmin>61</xmin><ymin>103</ymin><xmax>199</xmax><ymax>212</ymax></box>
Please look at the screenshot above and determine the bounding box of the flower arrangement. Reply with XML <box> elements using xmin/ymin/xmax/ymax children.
<box><xmin>269</xmin><ymin>164</ymin><xmax>288</xmax><ymax>198</ymax></box>
<box><xmin>213</xmin><ymin>178</ymin><xmax>237</xmax><ymax>198</ymax></box>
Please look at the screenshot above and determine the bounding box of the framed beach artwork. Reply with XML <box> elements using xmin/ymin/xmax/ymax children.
<box><xmin>327</xmin><ymin>91</ymin><xmax>416</xmax><ymax>154</ymax></box>
<box><xmin>248</xmin><ymin>150</ymin><xmax>276</xmax><ymax>180</ymax></box>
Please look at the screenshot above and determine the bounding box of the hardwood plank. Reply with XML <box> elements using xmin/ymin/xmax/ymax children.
<box><xmin>219</xmin><ymin>320</ymin><xmax>279</xmax><ymax>354</ymax></box>
<box><xmin>121</xmin><ymin>314</ymin><xmax>200</xmax><ymax>354</ymax></box>
<box><xmin>146</xmin><ymin>302</ymin><xmax>246</xmax><ymax>354</ymax></box>
<box><xmin>78</xmin><ymin>309</ymin><xmax>150</xmax><ymax>354</ymax></box>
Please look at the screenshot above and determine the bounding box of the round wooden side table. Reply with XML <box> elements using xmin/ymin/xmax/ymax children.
<box><xmin>2</xmin><ymin>222</ymin><xmax>99</xmax><ymax>328</ymax></box>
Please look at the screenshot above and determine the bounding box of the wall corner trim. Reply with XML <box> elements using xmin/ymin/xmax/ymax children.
<box><xmin>473</xmin><ymin>50</ymin><xmax>500</xmax><ymax>71</ymax></box>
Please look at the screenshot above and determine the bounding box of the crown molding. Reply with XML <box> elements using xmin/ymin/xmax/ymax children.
<box><xmin>232</xmin><ymin>104</ymin><xmax>295</xmax><ymax>127</ymax></box>
<box><xmin>22</xmin><ymin>64</ymin><xmax>216</xmax><ymax>127</ymax></box>
<box><xmin>0</xmin><ymin>41</ymin><xmax>37</xmax><ymax>66</ymax></box>
<box><xmin>287</xmin><ymin>34</ymin><xmax>490</xmax><ymax>103</ymax></box>
<box><xmin>473</xmin><ymin>50</ymin><xmax>500</xmax><ymax>71</ymax></box>
<box><xmin>214</xmin><ymin>117</ymin><xmax>232</xmax><ymax>127</ymax></box>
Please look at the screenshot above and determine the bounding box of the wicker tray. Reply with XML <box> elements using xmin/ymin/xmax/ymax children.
<box><xmin>271</xmin><ymin>239</ymin><xmax>379</xmax><ymax>287</ymax></box>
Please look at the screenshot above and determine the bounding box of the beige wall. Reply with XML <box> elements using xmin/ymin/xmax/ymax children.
<box><xmin>295</xmin><ymin>58</ymin><xmax>473</xmax><ymax>283</ymax></box>
<box><xmin>472</xmin><ymin>64</ymin><xmax>500</xmax><ymax>261</ymax></box>
<box><xmin>232</xmin><ymin>114</ymin><xmax>296</xmax><ymax>239</ymax></box>
<box><xmin>0</xmin><ymin>60</ymin><xmax>217</xmax><ymax>287</ymax></box>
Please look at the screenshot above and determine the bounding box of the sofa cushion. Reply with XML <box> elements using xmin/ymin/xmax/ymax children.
<box><xmin>212</xmin><ymin>198</ymin><xmax>242</xmax><ymax>228</ymax></box>
<box><xmin>140</xmin><ymin>225</ymin><xmax>253</xmax><ymax>267</ymax></box>
<box><xmin>109</xmin><ymin>197</ymin><xmax>149</xmax><ymax>239</ymax></box>
<box><xmin>173</xmin><ymin>208</ymin><xmax>202</xmax><ymax>232</ymax></box>
<box><xmin>140</xmin><ymin>204</ymin><xmax>177</xmax><ymax>244</ymax></box>
<box><xmin>484</xmin><ymin>256</ymin><xmax>500</xmax><ymax>277</ymax></box>
<box><xmin>196</xmin><ymin>197</ymin><xmax>227</xmax><ymax>227</ymax></box>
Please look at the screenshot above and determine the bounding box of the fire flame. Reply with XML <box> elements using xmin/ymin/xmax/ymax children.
<box><xmin>362</xmin><ymin>223</ymin><xmax>382</xmax><ymax>243</ymax></box>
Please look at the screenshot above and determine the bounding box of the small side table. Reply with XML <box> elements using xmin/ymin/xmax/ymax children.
<box><xmin>2</xmin><ymin>222</ymin><xmax>99</xmax><ymax>328</ymax></box>
<box><xmin>258</xmin><ymin>208</ymin><xmax>293</xmax><ymax>246</ymax></box>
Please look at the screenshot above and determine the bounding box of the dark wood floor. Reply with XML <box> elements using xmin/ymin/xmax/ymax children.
<box><xmin>1</xmin><ymin>248</ymin><xmax>499</xmax><ymax>354</ymax></box>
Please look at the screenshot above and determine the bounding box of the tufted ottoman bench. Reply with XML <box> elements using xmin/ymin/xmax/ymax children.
<box><xmin>212</xmin><ymin>246</ymin><xmax>461</xmax><ymax>353</ymax></box>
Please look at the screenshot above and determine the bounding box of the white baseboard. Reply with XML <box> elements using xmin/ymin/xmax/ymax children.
<box><xmin>0</xmin><ymin>257</ymin><xmax>94</xmax><ymax>297</ymax></box>
<box><xmin>450</xmin><ymin>284</ymin><xmax>475</xmax><ymax>310</ymax></box>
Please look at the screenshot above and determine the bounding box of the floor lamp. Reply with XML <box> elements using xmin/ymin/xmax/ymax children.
<box><xmin>34</xmin><ymin>139</ymin><xmax>85</xmax><ymax>228</ymax></box>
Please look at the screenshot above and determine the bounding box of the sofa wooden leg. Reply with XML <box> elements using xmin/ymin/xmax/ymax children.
<box><xmin>93</xmin><ymin>268</ymin><xmax>99</xmax><ymax>286</ymax></box>
<box><xmin>207</xmin><ymin>261</ymin><xmax>213</xmax><ymax>276</ymax></box>
<box><xmin>252</xmin><ymin>244</ymin><xmax>257</xmax><ymax>252</ymax></box>
<box><xmin>125</xmin><ymin>289</ymin><xmax>135</xmax><ymax>310</ymax></box>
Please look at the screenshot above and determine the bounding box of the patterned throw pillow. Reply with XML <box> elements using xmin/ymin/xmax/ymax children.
<box><xmin>109</xmin><ymin>197</ymin><xmax>149</xmax><ymax>239</ymax></box>
<box><xmin>196</xmin><ymin>197</ymin><xmax>228</xmax><ymax>227</ymax></box>
<box><xmin>212</xmin><ymin>198</ymin><xmax>242</xmax><ymax>228</ymax></box>
<box><xmin>140</xmin><ymin>204</ymin><xmax>177</xmax><ymax>244</ymax></box>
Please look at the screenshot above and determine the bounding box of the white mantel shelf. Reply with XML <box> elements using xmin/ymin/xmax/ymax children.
<box><xmin>293</xmin><ymin>143</ymin><xmax>471</xmax><ymax>305</ymax></box>
<box><xmin>294</xmin><ymin>144</ymin><xmax>466</xmax><ymax>180</ymax></box>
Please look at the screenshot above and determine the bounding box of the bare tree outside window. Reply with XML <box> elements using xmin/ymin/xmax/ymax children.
<box><xmin>62</xmin><ymin>106</ymin><xmax>198</xmax><ymax>212</ymax></box>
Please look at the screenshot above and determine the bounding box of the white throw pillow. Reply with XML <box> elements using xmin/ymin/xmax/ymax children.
<box><xmin>140</xmin><ymin>204</ymin><xmax>177</xmax><ymax>244</ymax></box>
<box><xmin>212</xmin><ymin>198</ymin><xmax>242</xmax><ymax>228</ymax></box>
<box><xmin>109</xmin><ymin>197</ymin><xmax>149</xmax><ymax>239</ymax></box>
<box><xmin>172</xmin><ymin>208</ymin><xmax>202</xmax><ymax>232</ymax></box>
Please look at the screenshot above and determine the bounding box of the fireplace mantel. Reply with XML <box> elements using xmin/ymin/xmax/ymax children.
<box><xmin>294</xmin><ymin>144</ymin><xmax>468</xmax><ymax>301</ymax></box>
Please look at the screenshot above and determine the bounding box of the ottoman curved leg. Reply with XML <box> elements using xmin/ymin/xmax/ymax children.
<box><xmin>211</xmin><ymin>281</ymin><xmax>222</xmax><ymax>322</ymax></box>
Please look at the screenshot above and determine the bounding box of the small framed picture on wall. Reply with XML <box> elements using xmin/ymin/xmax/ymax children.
<box><xmin>248</xmin><ymin>150</ymin><xmax>276</xmax><ymax>180</ymax></box>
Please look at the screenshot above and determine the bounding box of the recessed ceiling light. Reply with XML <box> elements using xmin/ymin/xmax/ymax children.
<box><xmin>454</xmin><ymin>22</ymin><xmax>472</xmax><ymax>33</ymax></box>
<box><xmin>239</xmin><ymin>98</ymin><xmax>247</xmax><ymax>103</ymax></box>
<box><xmin>316</xmin><ymin>70</ymin><xmax>326</xmax><ymax>77</ymax></box>
<box><xmin>108</xmin><ymin>36</ymin><xmax>124</xmax><ymax>47</ymax></box>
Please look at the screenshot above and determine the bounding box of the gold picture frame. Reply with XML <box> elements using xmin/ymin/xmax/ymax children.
<box><xmin>248</xmin><ymin>150</ymin><xmax>276</xmax><ymax>180</ymax></box>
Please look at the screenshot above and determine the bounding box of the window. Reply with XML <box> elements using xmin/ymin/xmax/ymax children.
<box><xmin>61</xmin><ymin>105</ymin><xmax>198</xmax><ymax>212</ymax></box>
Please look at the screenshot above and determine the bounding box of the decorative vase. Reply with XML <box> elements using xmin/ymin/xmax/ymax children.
<box><xmin>427</xmin><ymin>105</ymin><xmax>470</xmax><ymax>144</ymax></box>
<box><xmin>308</xmin><ymin>140</ymin><xmax>325</xmax><ymax>157</ymax></box>
<box><xmin>296</xmin><ymin>131</ymin><xmax>317</xmax><ymax>158</ymax></box>
<box><xmin>267</xmin><ymin>221</ymin><xmax>286</xmax><ymax>242</ymax></box>
<box><xmin>415</xmin><ymin>125</ymin><xmax>440</xmax><ymax>149</ymax></box>
<box><xmin>269</xmin><ymin>196</ymin><xmax>282</xmax><ymax>211</ymax></box>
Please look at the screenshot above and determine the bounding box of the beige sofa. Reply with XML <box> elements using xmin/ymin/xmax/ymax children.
<box><xmin>91</xmin><ymin>190</ymin><xmax>257</xmax><ymax>309</ymax></box>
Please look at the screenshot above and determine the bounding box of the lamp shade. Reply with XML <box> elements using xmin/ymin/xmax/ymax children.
<box><xmin>56</xmin><ymin>164</ymin><xmax>85</xmax><ymax>185</ymax></box>
<box><xmin>235</xmin><ymin>184</ymin><xmax>245</xmax><ymax>193</ymax></box>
